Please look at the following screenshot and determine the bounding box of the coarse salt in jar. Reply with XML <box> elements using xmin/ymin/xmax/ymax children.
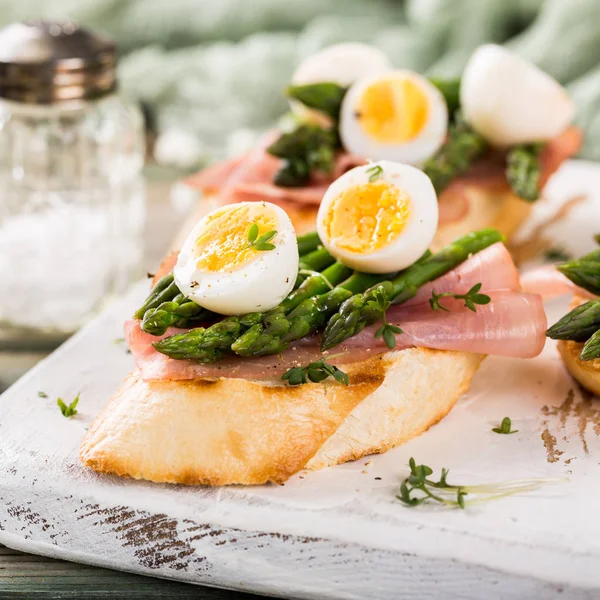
<box><xmin>0</xmin><ymin>20</ymin><xmax>146</xmax><ymax>349</ymax></box>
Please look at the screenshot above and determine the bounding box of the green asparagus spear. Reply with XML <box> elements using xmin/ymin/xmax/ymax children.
<box><xmin>133</xmin><ymin>273</ymin><xmax>178</xmax><ymax>319</ymax></box>
<box><xmin>232</xmin><ymin>270</ymin><xmax>388</xmax><ymax>357</ymax></box>
<box><xmin>297</xmin><ymin>231</ymin><xmax>322</xmax><ymax>256</ymax></box>
<box><xmin>546</xmin><ymin>299</ymin><xmax>600</xmax><ymax>342</ymax></box>
<box><xmin>141</xmin><ymin>294</ymin><xmax>212</xmax><ymax>336</ymax></box>
<box><xmin>581</xmin><ymin>328</ymin><xmax>600</xmax><ymax>361</ymax></box>
<box><xmin>286</xmin><ymin>82</ymin><xmax>346</xmax><ymax>121</ymax></box>
<box><xmin>506</xmin><ymin>143</ymin><xmax>544</xmax><ymax>202</ymax></box>
<box><xmin>299</xmin><ymin>246</ymin><xmax>334</xmax><ymax>275</ymax></box>
<box><xmin>422</xmin><ymin>113</ymin><xmax>488</xmax><ymax>195</ymax></box>
<box><xmin>321</xmin><ymin>229</ymin><xmax>504</xmax><ymax>351</ymax></box>
<box><xmin>296</xmin><ymin>248</ymin><xmax>334</xmax><ymax>287</ymax></box>
<box><xmin>556</xmin><ymin>249</ymin><xmax>600</xmax><ymax>296</ymax></box>
<box><xmin>428</xmin><ymin>77</ymin><xmax>461</xmax><ymax>117</ymax></box>
<box><xmin>267</xmin><ymin>124</ymin><xmax>337</xmax><ymax>187</ymax></box>
<box><xmin>153</xmin><ymin>261</ymin><xmax>353</xmax><ymax>362</ymax></box>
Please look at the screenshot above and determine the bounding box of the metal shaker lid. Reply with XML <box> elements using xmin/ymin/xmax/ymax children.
<box><xmin>0</xmin><ymin>20</ymin><xmax>117</xmax><ymax>104</ymax></box>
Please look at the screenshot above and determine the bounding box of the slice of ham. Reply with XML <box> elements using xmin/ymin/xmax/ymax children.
<box><xmin>183</xmin><ymin>126</ymin><xmax>581</xmax><ymax>228</ymax></box>
<box><xmin>152</xmin><ymin>253</ymin><xmax>178</xmax><ymax>285</ymax></box>
<box><xmin>218</xmin><ymin>132</ymin><xmax>282</xmax><ymax>204</ymax></box>
<box><xmin>125</xmin><ymin>320</ymin><xmax>380</xmax><ymax>381</ymax></box>
<box><xmin>126</xmin><ymin>289</ymin><xmax>545</xmax><ymax>381</ymax></box>
<box><xmin>222</xmin><ymin>150</ymin><xmax>367</xmax><ymax>207</ymax></box>
<box><xmin>520</xmin><ymin>266</ymin><xmax>597</xmax><ymax>300</ymax></box>
<box><xmin>332</xmin><ymin>153</ymin><xmax>368</xmax><ymax>178</ymax></box>
<box><xmin>231</xmin><ymin>181</ymin><xmax>329</xmax><ymax>205</ymax></box>
<box><xmin>405</xmin><ymin>242</ymin><xmax>520</xmax><ymax>306</ymax></box>
<box><xmin>184</xmin><ymin>155</ymin><xmax>246</xmax><ymax>195</ymax></box>
<box><xmin>227</xmin><ymin>151</ymin><xmax>367</xmax><ymax>205</ymax></box>
<box><xmin>539</xmin><ymin>127</ymin><xmax>582</xmax><ymax>189</ymax></box>
<box><xmin>128</xmin><ymin>242</ymin><xmax>542</xmax><ymax>381</ymax></box>
<box><xmin>364</xmin><ymin>291</ymin><xmax>547</xmax><ymax>359</ymax></box>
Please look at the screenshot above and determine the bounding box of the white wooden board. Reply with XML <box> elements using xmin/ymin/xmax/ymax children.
<box><xmin>1</xmin><ymin>161</ymin><xmax>600</xmax><ymax>599</ymax></box>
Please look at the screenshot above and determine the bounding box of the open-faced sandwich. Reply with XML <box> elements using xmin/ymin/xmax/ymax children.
<box><xmin>523</xmin><ymin>243</ymin><xmax>600</xmax><ymax>395</ymax></box>
<box><xmin>80</xmin><ymin>161</ymin><xmax>547</xmax><ymax>485</ymax></box>
<box><xmin>185</xmin><ymin>43</ymin><xmax>581</xmax><ymax>249</ymax></box>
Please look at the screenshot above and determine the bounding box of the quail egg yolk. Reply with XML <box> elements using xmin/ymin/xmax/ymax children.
<box><xmin>194</xmin><ymin>204</ymin><xmax>277</xmax><ymax>272</ymax></box>
<box><xmin>323</xmin><ymin>180</ymin><xmax>411</xmax><ymax>254</ymax></box>
<box><xmin>357</xmin><ymin>77</ymin><xmax>429</xmax><ymax>143</ymax></box>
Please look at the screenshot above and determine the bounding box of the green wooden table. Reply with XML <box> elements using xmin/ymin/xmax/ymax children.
<box><xmin>0</xmin><ymin>544</ymin><xmax>263</xmax><ymax>598</ymax></box>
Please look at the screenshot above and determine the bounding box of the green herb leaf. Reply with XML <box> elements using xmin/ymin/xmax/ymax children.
<box><xmin>247</xmin><ymin>223</ymin><xmax>259</xmax><ymax>243</ymax></box>
<box><xmin>397</xmin><ymin>457</ymin><xmax>563</xmax><ymax>509</ymax></box>
<box><xmin>383</xmin><ymin>328</ymin><xmax>396</xmax><ymax>350</ymax></box>
<box><xmin>282</xmin><ymin>358</ymin><xmax>349</xmax><ymax>386</ymax></box>
<box><xmin>57</xmin><ymin>393</ymin><xmax>80</xmax><ymax>418</ymax></box>
<box><xmin>430</xmin><ymin>283</ymin><xmax>491</xmax><ymax>313</ymax></box>
<box><xmin>247</xmin><ymin>226</ymin><xmax>277</xmax><ymax>252</ymax></box>
<box><xmin>595</xmin><ymin>233</ymin><xmax>600</xmax><ymax>245</ymax></box>
<box><xmin>38</xmin><ymin>391</ymin><xmax>48</xmax><ymax>398</ymax></box>
<box><xmin>253</xmin><ymin>242</ymin><xmax>276</xmax><ymax>251</ymax></box>
<box><xmin>366</xmin><ymin>164</ymin><xmax>384</xmax><ymax>182</ymax></box>
<box><xmin>492</xmin><ymin>416</ymin><xmax>518</xmax><ymax>434</ymax></box>
<box><xmin>371</xmin><ymin>285</ymin><xmax>402</xmax><ymax>349</ymax></box>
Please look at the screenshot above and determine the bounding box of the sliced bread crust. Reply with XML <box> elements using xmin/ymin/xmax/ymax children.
<box><xmin>557</xmin><ymin>295</ymin><xmax>600</xmax><ymax>396</ymax></box>
<box><xmin>80</xmin><ymin>348</ymin><xmax>483</xmax><ymax>485</ymax></box>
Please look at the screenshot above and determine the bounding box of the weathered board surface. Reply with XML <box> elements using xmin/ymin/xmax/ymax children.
<box><xmin>0</xmin><ymin>543</ymin><xmax>248</xmax><ymax>599</ymax></box>
<box><xmin>1</xmin><ymin>161</ymin><xmax>600</xmax><ymax>599</ymax></box>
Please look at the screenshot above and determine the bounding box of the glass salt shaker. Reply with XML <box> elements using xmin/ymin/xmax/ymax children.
<box><xmin>0</xmin><ymin>21</ymin><xmax>146</xmax><ymax>349</ymax></box>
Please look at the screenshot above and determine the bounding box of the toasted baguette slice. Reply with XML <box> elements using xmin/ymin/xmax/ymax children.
<box><xmin>558</xmin><ymin>341</ymin><xmax>600</xmax><ymax>396</ymax></box>
<box><xmin>80</xmin><ymin>348</ymin><xmax>483</xmax><ymax>485</ymax></box>
<box><xmin>431</xmin><ymin>185</ymin><xmax>531</xmax><ymax>250</ymax></box>
<box><xmin>557</xmin><ymin>295</ymin><xmax>600</xmax><ymax>396</ymax></box>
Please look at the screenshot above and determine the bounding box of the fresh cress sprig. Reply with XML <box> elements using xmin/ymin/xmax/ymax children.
<box><xmin>398</xmin><ymin>458</ymin><xmax>564</xmax><ymax>509</ymax></box>
<box><xmin>247</xmin><ymin>223</ymin><xmax>277</xmax><ymax>251</ymax></box>
<box><xmin>57</xmin><ymin>393</ymin><xmax>80</xmax><ymax>418</ymax></box>
<box><xmin>492</xmin><ymin>417</ymin><xmax>518</xmax><ymax>434</ymax></box>
<box><xmin>430</xmin><ymin>283</ymin><xmax>491</xmax><ymax>312</ymax></box>
<box><xmin>366</xmin><ymin>164</ymin><xmax>384</xmax><ymax>182</ymax></box>
<box><xmin>369</xmin><ymin>286</ymin><xmax>403</xmax><ymax>349</ymax></box>
<box><xmin>282</xmin><ymin>358</ymin><xmax>349</xmax><ymax>386</ymax></box>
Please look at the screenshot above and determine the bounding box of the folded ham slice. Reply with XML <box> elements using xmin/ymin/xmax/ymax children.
<box><xmin>368</xmin><ymin>291</ymin><xmax>546</xmax><ymax>359</ymax></box>
<box><xmin>231</xmin><ymin>181</ymin><xmax>329</xmax><ymax>205</ymax></box>
<box><xmin>184</xmin><ymin>155</ymin><xmax>245</xmax><ymax>195</ymax></box>
<box><xmin>126</xmin><ymin>290</ymin><xmax>545</xmax><ymax>381</ymax></box>
<box><xmin>126</xmin><ymin>321</ymin><xmax>381</xmax><ymax>381</ymax></box>
<box><xmin>184</xmin><ymin>127</ymin><xmax>581</xmax><ymax>226</ymax></box>
<box><xmin>128</xmin><ymin>242</ymin><xmax>544</xmax><ymax>382</ymax></box>
<box><xmin>405</xmin><ymin>242</ymin><xmax>520</xmax><ymax>306</ymax></box>
<box><xmin>520</xmin><ymin>265</ymin><xmax>597</xmax><ymax>300</ymax></box>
